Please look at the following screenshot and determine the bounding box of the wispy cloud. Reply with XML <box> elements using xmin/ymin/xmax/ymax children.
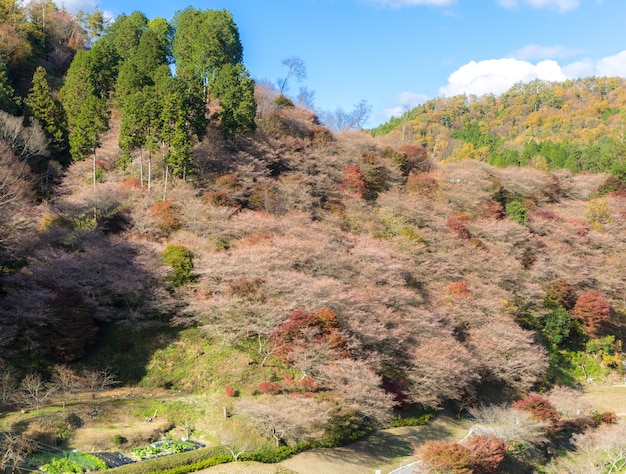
<box><xmin>53</xmin><ymin>0</ymin><xmax>97</xmax><ymax>13</ymax></box>
<box><xmin>361</xmin><ymin>0</ymin><xmax>455</xmax><ymax>8</ymax></box>
<box><xmin>496</xmin><ymin>0</ymin><xmax>581</xmax><ymax>12</ymax></box>
<box><xmin>378</xmin><ymin>91</ymin><xmax>429</xmax><ymax>122</ymax></box>
<box><xmin>510</xmin><ymin>44</ymin><xmax>583</xmax><ymax>61</ymax></box>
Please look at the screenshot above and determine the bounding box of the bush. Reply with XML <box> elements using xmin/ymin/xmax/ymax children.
<box><xmin>422</xmin><ymin>440</ymin><xmax>473</xmax><ymax>474</ymax></box>
<box><xmin>224</xmin><ymin>385</ymin><xmax>237</xmax><ymax>397</ymax></box>
<box><xmin>512</xmin><ymin>394</ymin><xmax>561</xmax><ymax>433</ymax></box>
<box><xmin>544</xmin><ymin>280</ymin><xmax>576</xmax><ymax>310</ymax></box>
<box><xmin>148</xmin><ymin>200</ymin><xmax>183</xmax><ymax>235</ymax></box>
<box><xmin>162</xmin><ymin>244</ymin><xmax>195</xmax><ymax>287</ymax></box>
<box><xmin>505</xmin><ymin>200</ymin><xmax>528</xmax><ymax>226</ymax></box>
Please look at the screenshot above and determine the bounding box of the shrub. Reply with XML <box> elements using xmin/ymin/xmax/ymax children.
<box><xmin>446</xmin><ymin>212</ymin><xmax>471</xmax><ymax>240</ymax></box>
<box><xmin>512</xmin><ymin>394</ymin><xmax>561</xmax><ymax>433</ymax></box>
<box><xmin>422</xmin><ymin>440</ymin><xmax>473</xmax><ymax>474</ymax></box>
<box><xmin>224</xmin><ymin>385</ymin><xmax>237</xmax><ymax>397</ymax></box>
<box><xmin>505</xmin><ymin>200</ymin><xmax>528</xmax><ymax>226</ymax></box>
<box><xmin>571</xmin><ymin>289</ymin><xmax>611</xmax><ymax>336</ymax></box>
<box><xmin>258</xmin><ymin>381</ymin><xmax>281</xmax><ymax>394</ymax></box>
<box><xmin>274</xmin><ymin>94</ymin><xmax>294</xmax><ymax>107</ymax></box>
<box><xmin>585</xmin><ymin>197</ymin><xmax>613</xmax><ymax>231</ymax></box>
<box><xmin>544</xmin><ymin>280</ymin><xmax>577</xmax><ymax>310</ymax></box>
<box><xmin>447</xmin><ymin>281</ymin><xmax>473</xmax><ymax>300</ymax></box>
<box><xmin>341</xmin><ymin>165</ymin><xmax>367</xmax><ymax>198</ymax></box>
<box><xmin>465</xmin><ymin>435</ymin><xmax>507</xmax><ymax>474</ymax></box>
<box><xmin>162</xmin><ymin>244</ymin><xmax>195</xmax><ymax>287</ymax></box>
<box><xmin>148</xmin><ymin>200</ymin><xmax>183</xmax><ymax>235</ymax></box>
<box><xmin>113</xmin><ymin>434</ymin><xmax>127</xmax><ymax>446</ymax></box>
<box><xmin>406</xmin><ymin>172</ymin><xmax>439</xmax><ymax>196</ymax></box>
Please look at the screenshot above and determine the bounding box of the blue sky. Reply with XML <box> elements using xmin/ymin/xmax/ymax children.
<box><xmin>56</xmin><ymin>0</ymin><xmax>626</xmax><ymax>127</ymax></box>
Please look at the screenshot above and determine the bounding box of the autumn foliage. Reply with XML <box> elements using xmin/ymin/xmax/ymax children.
<box><xmin>271</xmin><ymin>308</ymin><xmax>348</xmax><ymax>361</ymax></box>
<box><xmin>341</xmin><ymin>165</ymin><xmax>367</xmax><ymax>198</ymax></box>
<box><xmin>571</xmin><ymin>289</ymin><xmax>611</xmax><ymax>336</ymax></box>
<box><xmin>512</xmin><ymin>393</ymin><xmax>561</xmax><ymax>433</ymax></box>
<box><xmin>421</xmin><ymin>435</ymin><xmax>507</xmax><ymax>474</ymax></box>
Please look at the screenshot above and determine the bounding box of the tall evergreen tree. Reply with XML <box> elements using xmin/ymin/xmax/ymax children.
<box><xmin>212</xmin><ymin>63</ymin><xmax>256</xmax><ymax>138</ymax></box>
<box><xmin>172</xmin><ymin>8</ymin><xmax>243</xmax><ymax>100</ymax></box>
<box><xmin>24</xmin><ymin>66</ymin><xmax>68</xmax><ymax>160</ymax></box>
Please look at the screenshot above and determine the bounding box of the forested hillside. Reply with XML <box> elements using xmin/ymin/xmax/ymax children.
<box><xmin>373</xmin><ymin>77</ymin><xmax>626</xmax><ymax>179</ymax></box>
<box><xmin>1</xmin><ymin>2</ymin><xmax>626</xmax><ymax>473</ymax></box>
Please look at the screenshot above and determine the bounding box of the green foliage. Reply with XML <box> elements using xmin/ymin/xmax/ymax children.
<box><xmin>274</xmin><ymin>94</ymin><xmax>294</xmax><ymax>107</ymax></box>
<box><xmin>543</xmin><ymin>307</ymin><xmax>572</xmax><ymax>347</ymax></box>
<box><xmin>505</xmin><ymin>200</ymin><xmax>528</xmax><ymax>226</ymax></box>
<box><xmin>389</xmin><ymin>412</ymin><xmax>435</xmax><ymax>427</ymax></box>
<box><xmin>211</xmin><ymin>63</ymin><xmax>257</xmax><ymax>138</ymax></box>
<box><xmin>161</xmin><ymin>244</ymin><xmax>195</xmax><ymax>287</ymax></box>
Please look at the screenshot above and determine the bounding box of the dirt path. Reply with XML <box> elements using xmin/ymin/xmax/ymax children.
<box><xmin>197</xmin><ymin>416</ymin><xmax>468</xmax><ymax>474</ymax></box>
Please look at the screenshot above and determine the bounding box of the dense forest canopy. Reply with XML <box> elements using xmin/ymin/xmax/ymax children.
<box><xmin>1</xmin><ymin>3</ymin><xmax>626</xmax><ymax>473</ymax></box>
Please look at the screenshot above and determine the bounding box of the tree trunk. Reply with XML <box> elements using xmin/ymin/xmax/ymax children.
<box><xmin>163</xmin><ymin>165</ymin><xmax>169</xmax><ymax>201</ymax></box>
<box><xmin>147</xmin><ymin>154</ymin><xmax>152</xmax><ymax>193</ymax></box>
<box><xmin>139</xmin><ymin>147</ymin><xmax>144</xmax><ymax>189</ymax></box>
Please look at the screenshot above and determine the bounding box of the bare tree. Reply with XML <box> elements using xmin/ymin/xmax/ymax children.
<box><xmin>236</xmin><ymin>396</ymin><xmax>331</xmax><ymax>446</ymax></box>
<box><xmin>219</xmin><ymin>421</ymin><xmax>262</xmax><ymax>461</ymax></box>
<box><xmin>0</xmin><ymin>359</ymin><xmax>17</xmax><ymax>405</ymax></box>
<box><xmin>51</xmin><ymin>364</ymin><xmax>80</xmax><ymax>408</ymax></box>
<box><xmin>0</xmin><ymin>111</ymin><xmax>49</xmax><ymax>159</ymax></box>
<box><xmin>17</xmin><ymin>372</ymin><xmax>54</xmax><ymax>412</ymax></box>
<box><xmin>469</xmin><ymin>404</ymin><xmax>548</xmax><ymax>446</ymax></box>
<box><xmin>321</xmin><ymin>100</ymin><xmax>372</xmax><ymax>131</ymax></box>
<box><xmin>319</xmin><ymin>358</ymin><xmax>396</xmax><ymax>425</ymax></box>
<box><xmin>0</xmin><ymin>432</ymin><xmax>35</xmax><ymax>472</ymax></box>
<box><xmin>81</xmin><ymin>368</ymin><xmax>118</xmax><ymax>399</ymax></box>
<box><xmin>278</xmin><ymin>56</ymin><xmax>306</xmax><ymax>94</ymax></box>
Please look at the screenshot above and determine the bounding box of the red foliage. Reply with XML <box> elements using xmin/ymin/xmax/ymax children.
<box><xmin>422</xmin><ymin>435</ymin><xmax>507</xmax><ymax>473</ymax></box>
<box><xmin>296</xmin><ymin>376</ymin><xmax>319</xmax><ymax>393</ymax></box>
<box><xmin>480</xmin><ymin>198</ymin><xmax>505</xmax><ymax>219</ymax></box>
<box><xmin>258</xmin><ymin>381</ymin><xmax>281</xmax><ymax>394</ymax></box>
<box><xmin>341</xmin><ymin>165</ymin><xmax>367</xmax><ymax>198</ymax></box>
<box><xmin>272</xmin><ymin>308</ymin><xmax>348</xmax><ymax>361</ymax></box>
<box><xmin>448</xmin><ymin>281</ymin><xmax>474</xmax><ymax>300</ymax></box>
<box><xmin>406</xmin><ymin>172</ymin><xmax>439</xmax><ymax>196</ymax></box>
<box><xmin>465</xmin><ymin>435</ymin><xmax>507</xmax><ymax>474</ymax></box>
<box><xmin>513</xmin><ymin>394</ymin><xmax>561</xmax><ymax>433</ymax></box>
<box><xmin>571</xmin><ymin>289</ymin><xmax>611</xmax><ymax>336</ymax></box>
<box><xmin>118</xmin><ymin>177</ymin><xmax>142</xmax><ymax>193</ymax></box>
<box><xmin>600</xmin><ymin>411</ymin><xmax>618</xmax><ymax>425</ymax></box>
<box><xmin>422</xmin><ymin>440</ymin><xmax>473</xmax><ymax>474</ymax></box>
<box><xmin>446</xmin><ymin>212</ymin><xmax>472</xmax><ymax>240</ymax></box>
<box><xmin>224</xmin><ymin>385</ymin><xmax>237</xmax><ymax>397</ymax></box>
<box><xmin>399</xmin><ymin>144</ymin><xmax>428</xmax><ymax>160</ymax></box>
<box><xmin>147</xmin><ymin>199</ymin><xmax>182</xmax><ymax>235</ymax></box>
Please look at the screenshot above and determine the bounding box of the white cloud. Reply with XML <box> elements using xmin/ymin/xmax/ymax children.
<box><xmin>511</xmin><ymin>44</ymin><xmax>583</xmax><ymax>61</ymax></box>
<box><xmin>497</xmin><ymin>0</ymin><xmax>581</xmax><ymax>12</ymax></box>
<box><xmin>438</xmin><ymin>50</ymin><xmax>626</xmax><ymax>98</ymax></box>
<box><xmin>362</xmin><ymin>0</ymin><xmax>455</xmax><ymax>8</ymax></box>
<box><xmin>438</xmin><ymin>58</ymin><xmax>566</xmax><ymax>97</ymax></box>
<box><xmin>596</xmin><ymin>50</ymin><xmax>626</xmax><ymax>77</ymax></box>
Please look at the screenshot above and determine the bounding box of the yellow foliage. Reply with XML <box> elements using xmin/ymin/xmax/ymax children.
<box><xmin>585</xmin><ymin>197</ymin><xmax>613</xmax><ymax>232</ymax></box>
